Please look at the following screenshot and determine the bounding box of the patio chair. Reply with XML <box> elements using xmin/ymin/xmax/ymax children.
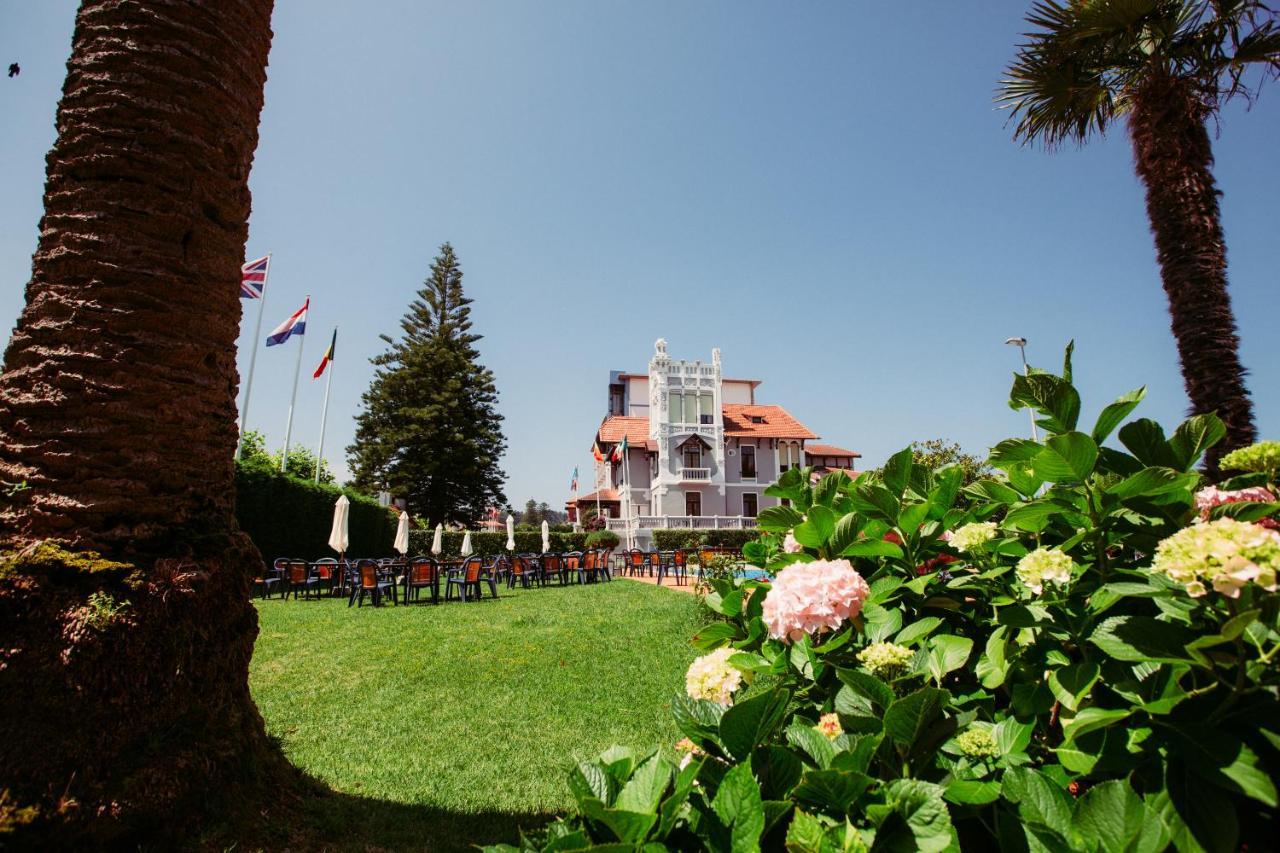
<box><xmin>286</xmin><ymin>560</ymin><xmax>321</xmax><ymax>600</ymax></box>
<box><xmin>254</xmin><ymin>559</ymin><xmax>283</xmax><ymax>599</ymax></box>
<box><xmin>626</xmin><ymin>549</ymin><xmax>646</xmax><ymax>577</ymax></box>
<box><xmin>540</xmin><ymin>553</ymin><xmax>566</xmax><ymax>586</ymax></box>
<box><xmin>404</xmin><ymin>558</ymin><xmax>439</xmax><ymax>604</ymax></box>
<box><xmin>508</xmin><ymin>555</ymin><xmax>538</xmax><ymax>589</ymax></box>
<box><xmin>578</xmin><ymin>550</ymin><xmax>599</xmax><ymax>584</ymax></box>
<box><xmin>348</xmin><ymin>559</ymin><xmax>398</xmax><ymax>607</ymax></box>
<box><xmin>598</xmin><ymin>548</ymin><xmax>613</xmax><ymax>581</ymax></box>
<box><xmin>446</xmin><ymin>556</ymin><xmax>496</xmax><ymax>602</ymax></box>
<box><xmin>564</xmin><ymin>552</ymin><xmax>583</xmax><ymax>584</ymax></box>
<box><xmin>312</xmin><ymin>558</ymin><xmax>339</xmax><ymax>595</ymax></box>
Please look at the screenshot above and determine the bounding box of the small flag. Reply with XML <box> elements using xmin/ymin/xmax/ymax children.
<box><xmin>570</xmin><ymin>466</ymin><xmax>579</xmax><ymax>492</ymax></box>
<box><xmin>592</xmin><ymin>445</ymin><xmax>604</xmax><ymax>463</ymax></box>
<box><xmin>312</xmin><ymin>328</ymin><xmax>337</xmax><ymax>379</ymax></box>
<box><xmin>240</xmin><ymin>255</ymin><xmax>269</xmax><ymax>299</ymax></box>
<box><xmin>266</xmin><ymin>298</ymin><xmax>308</xmax><ymax>347</ymax></box>
<box><xmin>612</xmin><ymin>435</ymin><xmax>629</xmax><ymax>462</ymax></box>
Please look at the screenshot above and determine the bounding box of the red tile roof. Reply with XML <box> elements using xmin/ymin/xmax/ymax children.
<box><xmin>806</xmin><ymin>443</ymin><xmax>861</xmax><ymax>458</ymax></box>
<box><xmin>594</xmin><ymin>416</ymin><xmax>658</xmax><ymax>452</ymax></box>
<box><xmin>722</xmin><ymin>404</ymin><xmax>818</xmax><ymax>440</ymax></box>
<box><xmin>568</xmin><ymin>489</ymin><xmax>620</xmax><ymax>505</ymax></box>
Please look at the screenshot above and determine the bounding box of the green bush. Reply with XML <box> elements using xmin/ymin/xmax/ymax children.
<box><xmin>405</xmin><ymin>529</ymin><xmax>587</xmax><ymax>557</ymax></box>
<box><xmin>651</xmin><ymin>529</ymin><xmax>705</xmax><ymax>551</ymax></box>
<box><xmin>651</xmin><ymin>528</ymin><xmax>757</xmax><ymax>553</ymax></box>
<box><xmin>703</xmin><ymin>529</ymin><xmax>758</xmax><ymax>550</ymax></box>
<box><xmin>234</xmin><ymin>458</ymin><xmax>398</xmax><ymax>560</ymax></box>
<box><xmin>497</xmin><ymin>346</ymin><xmax>1280</xmax><ymax>852</ymax></box>
<box><xmin>585</xmin><ymin>530</ymin><xmax>620</xmax><ymax>549</ymax></box>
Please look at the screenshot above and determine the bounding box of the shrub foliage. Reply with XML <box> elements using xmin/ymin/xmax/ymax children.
<box><xmin>497</xmin><ymin>347</ymin><xmax>1280</xmax><ymax>852</ymax></box>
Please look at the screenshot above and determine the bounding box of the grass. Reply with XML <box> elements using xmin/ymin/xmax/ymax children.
<box><xmin>247</xmin><ymin>579</ymin><xmax>700</xmax><ymax>850</ymax></box>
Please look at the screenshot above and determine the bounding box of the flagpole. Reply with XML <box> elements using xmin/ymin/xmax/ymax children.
<box><xmin>280</xmin><ymin>295</ymin><xmax>308</xmax><ymax>473</ymax></box>
<box><xmin>314</xmin><ymin>328</ymin><xmax>336</xmax><ymax>483</ymax></box>
<box><xmin>235</xmin><ymin>253</ymin><xmax>270</xmax><ymax>460</ymax></box>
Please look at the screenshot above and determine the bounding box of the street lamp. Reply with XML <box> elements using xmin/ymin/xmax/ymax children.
<box><xmin>1005</xmin><ymin>337</ymin><xmax>1039</xmax><ymax>441</ymax></box>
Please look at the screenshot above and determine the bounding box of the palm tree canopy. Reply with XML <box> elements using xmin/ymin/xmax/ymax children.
<box><xmin>1001</xmin><ymin>0</ymin><xmax>1280</xmax><ymax>146</ymax></box>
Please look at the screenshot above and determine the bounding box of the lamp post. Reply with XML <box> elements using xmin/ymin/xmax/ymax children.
<box><xmin>1005</xmin><ymin>336</ymin><xmax>1039</xmax><ymax>441</ymax></box>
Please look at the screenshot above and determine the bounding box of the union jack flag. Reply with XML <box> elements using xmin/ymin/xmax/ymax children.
<box><xmin>240</xmin><ymin>255</ymin><xmax>269</xmax><ymax>299</ymax></box>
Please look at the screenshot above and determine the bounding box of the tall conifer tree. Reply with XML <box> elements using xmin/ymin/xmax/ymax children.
<box><xmin>348</xmin><ymin>243</ymin><xmax>506</xmax><ymax>525</ymax></box>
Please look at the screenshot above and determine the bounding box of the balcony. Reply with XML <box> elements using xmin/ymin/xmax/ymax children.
<box><xmin>679</xmin><ymin>467</ymin><xmax>710</xmax><ymax>482</ymax></box>
<box><xmin>607</xmin><ymin>516</ymin><xmax>757</xmax><ymax>532</ymax></box>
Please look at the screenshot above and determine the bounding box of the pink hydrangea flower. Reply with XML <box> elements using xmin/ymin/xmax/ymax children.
<box><xmin>1195</xmin><ymin>485</ymin><xmax>1276</xmax><ymax>520</ymax></box>
<box><xmin>762</xmin><ymin>559</ymin><xmax>871</xmax><ymax>644</ymax></box>
<box><xmin>783</xmin><ymin>531</ymin><xmax>804</xmax><ymax>553</ymax></box>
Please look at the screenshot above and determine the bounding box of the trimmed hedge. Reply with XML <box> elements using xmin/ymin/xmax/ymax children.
<box><xmin>586</xmin><ymin>530</ymin><xmax>621</xmax><ymax>549</ymax></box>
<box><xmin>650</xmin><ymin>528</ymin><xmax>760</xmax><ymax>552</ymax></box>
<box><xmin>234</xmin><ymin>459</ymin><xmax>399</xmax><ymax>561</ymax></box>
<box><xmin>406</xmin><ymin>529</ymin><xmax>589</xmax><ymax>557</ymax></box>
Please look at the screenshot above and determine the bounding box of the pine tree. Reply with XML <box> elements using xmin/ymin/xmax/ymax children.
<box><xmin>523</xmin><ymin>498</ymin><xmax>539</xmax><ymax>525</ymax></box>
<box><xmin>347</xmin><ymin>243</ymin><xmax>507</xmax><ymax>525</ymax></box>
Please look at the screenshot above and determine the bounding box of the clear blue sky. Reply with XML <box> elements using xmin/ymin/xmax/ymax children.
<box><xmin>3</xmin><ymin>1</ymin><xmax>1277</xmax><ymax>510</ymax></box>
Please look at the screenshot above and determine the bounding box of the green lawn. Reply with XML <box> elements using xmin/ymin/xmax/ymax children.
<box><xmin>248</xmin><ymin>580</ymin><xmax>699</xmax><ymax>850</ymax></box>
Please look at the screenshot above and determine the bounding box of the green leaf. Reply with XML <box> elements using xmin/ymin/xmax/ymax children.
<box><xmin>757</xmin><ymin>504</ymin><xmax>805</xmax><ymax>532</ymax></box>
<box><xmin>719</xmin><ymin>688</ymin><xmax>791</xmax><ymax>761</ymax></box>
<box><xmin>883</xmin><ymin>447</ymin><xmax>915</xmax><ymax>496</ymax></box>
<box><xmin>963</xmin><ymin>478</ymin><xmax>1022</xmax><ymax>505</ymax></box>
<box><xmin>827</xmin><ymin>513</ymin><xmax>864</xmax><ymax>560</ymax></box>
<box><xmin>786</xmin><ymin>722</ymin><xmax>837</xmax><ymax>770</ymax></box>
<box><xmin>793</xmin><ymin>768</ymin><xmax>872</xmax><ymax>814</ymax></box>
<box><xmin>894</xmin><ymin>617</ymin><xmax>942</xmax><ymax>648</ymax></box>
<box><xmin>794</xmin><ymin>506</ymin><xmax>836</xmax><ymax>549</ymax></box>
<box><xmin>1047</xmin><ymin>662</ymin><xmax>1100</xmax><ymax>712</ymax></box>
<box><xmin>1091</xmin><ymin>387</ymin><xmax>1147</xmax><ymax>443</ymax></box>
<box><xmin>691</xmin><ymin>621</ymin><xmax>740</xmax><ymax>651</ymax></box>
<box><xmin>616</xmin><ymin>753</ymin><xmax>673</xmax><ymax>814</ymax></box>
<box><xmin>1062</xmin><ymin>707</ymin><xmax>1131</xmax><ymax>744</ymax></box>
<box><xmin>975</xmin><ymin>626</ymin><xmax>1012</xmax><ymax>689</ymax></box>
<box><xmin>1169</xmin><ymin>413</ymin><xmax>1226</xmax><ymax>471</ymax></box>
<box><xmin>925</xmin><ymin>635</ymin><xmax>973</xmax><ymax>685</ymax></box>
<box><xmin>880</xmin><ymin>779</ymin><xmax>956</xmax><ymax>853</ymax></box>
<box><xmin>1118</xmin><ymin>419</ymin><xmax>1178</xmax><ymax>469</ymax></box>
<box><xmin>944</xmin><ymin>779</ymin><xmax>1001</xmax><ymax>806</ymax></box>
<box><xmin>1030</xmin><ymin>431</ymin><xmax>1098</xmax><ymax>483</ymax></box>
<box><xmin>989</xmin><ymin>438</ymin><xmax>1044</xmax><ymax>470</ymax></box>
<box><xmin>784</xmin><ymin>809</ymin><xmax>826</xmax><ymax>853</ymax></box>
<box><xmin>836</xmin><ymin>667</ymin><xmax>895</xmax><ymax>711</ymax></box>
<box><xmin>812</xmin><ymin>471</ymin><xmax>843</xmax><ymax>508</ymax></box>
<box><xmin>1171</xmin><ymin>726</ymin><xmax>1278</xmax><ymax>807</ymax></box>
<box><xmin>713</xmin><ymin>762</ymin><xmax>766</xmax><ymax>853</ymax></box>
<box><xmin>1001</xmin><ymin>767</ymin><xmax>1072</xmax><ymax>838</ymax></box>
<box><xmin>568</xmin><ymin>761</ymin><xmax>610</xmax><ymax>805</ymax></box>
<box><xmin>840</xmin><ymin>539</ymin><xmax>903</xmax><ymax>559</ymax></box>
<box><xmin>993</xmin><ymin>717</ymin><xmax>1034</xmax><ymax>756</ymax></box>
<box><xmin>1089</xmin><ymin>616</ymin><xmax>1199</xmax><ymax>665</ymax></box>
<box><xmin>884</xmin><ymin>688</ymin><xmax>948</xmax><ymax>748</ymax></box>
<box><xmin>1071</xmin><ymin>780</ymin><xmax>1147</xmax><ymax>853</ymax></box>
<box><xmin>1002</xmin><ymin>500</ymin><xmax>1063</xmax><ymax>533</ymax></box>
<box><xmin>657</xmin><ymin>756</ymin><xmax>701</xmax><ymax>838</ymax></box>
<box><xmin>579</xmin><ymin>797</ymin><xmax>658</xmax><ymax>843</ymax></box>
<box><xmin>671</xmin><ymin>694</ymin><xmax>725</xmax><ymax>746</ymax></box>
<box><xmin>1105</xmin><ymin>466</ymin><xmax>1198</xmax><ymax>500</ymax></box>
<box><xmin>926</xmin><ymin>465</ymin><xmax>964</xmax><ymax>520</ymax></box>
<box><xmin>1009</xmin><ymin>372</ymin><xmax>1080</xmax><ymax>433</ymax></box>
<box><xmin>863</xmin><ymin>605</ymin><xmax>903</xmax><ymax>643</ymax></box>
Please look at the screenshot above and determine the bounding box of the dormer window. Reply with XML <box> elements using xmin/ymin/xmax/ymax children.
<box><xmin>750</xmin><ymin>415</ymin><xmax>765</xmax><ymax>424</ymax></box>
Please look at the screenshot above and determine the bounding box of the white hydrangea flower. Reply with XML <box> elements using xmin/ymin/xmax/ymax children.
<box><xmin>1152</xmin><ymin>518</ymin><xmax>1280</xmax><ymax>599</ymax></box>
<box><xmin>1015</xmin><ymin>548</ymin><xmax>1075</xmax><ymax>595</ymax></box>
<box><xmin>949</xmin><ymin>522</ymin><xmax>998</xmax><ymax>553</ymax></box>
<box><xmin>856</xmin><ymin>641</ymin><xmax>915</xmax><ymax>677</ymax></box>
<box><xmin>684</xmin><ymin>647</ymin><xmax>744</xmax><ymax>706</ymax></box>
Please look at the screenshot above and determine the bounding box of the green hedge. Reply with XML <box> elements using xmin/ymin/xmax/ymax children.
<box><xmin>234</xmin><ymin>459</ymin><xmax>399</xmax><ymax>560</ymax></box>
<box><xmin>406</xmin><ymin>529</ymin><xmax>589</xmax><ymax>557</ymax></box>
<box><xmin>650</xmin><ymin>529</ymin><xmax>760</xmax><ymax>552</ymax></box>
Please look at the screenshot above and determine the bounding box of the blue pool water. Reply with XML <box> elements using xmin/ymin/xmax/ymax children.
<box><xmin>740</xmin><ymin>568</ymin><xmax>772</xmax><ymax>581</ymax></box>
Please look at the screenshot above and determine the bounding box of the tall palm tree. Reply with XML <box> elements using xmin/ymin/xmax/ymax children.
<box><xmin>0</xmin><ymin>0</ymin><xmax>275</xmax><ymax>844</ymax></box>
<box><xmin>1001</xmin><ymin>0</ymin><xmax>1279</xmax><ymax>475</ymax></box>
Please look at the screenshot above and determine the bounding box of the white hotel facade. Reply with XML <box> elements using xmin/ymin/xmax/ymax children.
<box><xmin>569</xmin><ymin>340</ymin><xmax>859</xmax><ymax>541</ymax></box>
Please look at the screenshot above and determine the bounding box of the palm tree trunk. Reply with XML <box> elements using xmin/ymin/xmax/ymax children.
<box><xmin>1128</xmin><ymin>73</ymin><xmax>1257</xmax><ymax>476</ymax></box>
<box><xmin>0</xmin><ymin>0</ymin><xmax>277</xmax><ymax>844</ymax></box>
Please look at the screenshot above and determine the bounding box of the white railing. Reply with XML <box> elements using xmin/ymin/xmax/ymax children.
<box><xmin>607</xmin><ymin>515</ymin><xmax>757</xmax><ymax>532</ymax></box>
<box><xmin>679</xmin><ymin>467</ymin><xmax>710</xmax><ymax>481</ymax></box>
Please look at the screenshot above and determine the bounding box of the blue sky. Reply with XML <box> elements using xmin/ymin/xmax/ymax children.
<box><xmin>3</xmin><ymin>1</ymin><xmax>1277</xmax><ymax>510</ymax></box>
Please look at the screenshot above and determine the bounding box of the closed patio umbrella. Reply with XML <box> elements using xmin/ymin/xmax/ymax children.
<box><xmin>329</xmin><ymin>494</ymin><xmax>350</xmax><ymax>556</ymax></box>
<box><xmin>431</xmin><ymin>523</ymin><xmax>443</xmax><ymax>556</ymax></box>
<box><xmin>394</xmin><ymin>511</ymin><xmax>410</xmax><ymax>556</ymax></box>
<box><xmin>460</xmin><ymin>530</ymin><xmax>473</xmax><ymax>557</ymax></box>
<box><xmin>506</xmin><ymin>514</ymin><xmax>516</xmax><ymax>551</ymax></box>
<box><xmin>541</xmin><ymin>519</ymin><xmax>550</xmax><ymax>553</ymax></box>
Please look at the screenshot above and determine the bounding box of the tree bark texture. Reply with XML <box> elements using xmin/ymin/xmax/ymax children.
<box><xmin>0</xmin><ymin>0</ymin><xmax>277</xmax><ymax>844</ymax></box>
<box><xmin>1128</xmin><ymin>73</ymin><xmax>1257</xmax><ymax>476</ymax></box>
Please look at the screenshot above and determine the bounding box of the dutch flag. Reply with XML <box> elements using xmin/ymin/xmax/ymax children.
<box><xmin>266</xmin><ymin>298</ymin><xmax>308</xmax><ymax>347</ymax></box>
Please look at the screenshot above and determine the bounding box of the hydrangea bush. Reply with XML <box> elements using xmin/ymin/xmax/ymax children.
<box><xmin>493</xmin><ymin>350</ymin><xmax>1280</xmax><ymax>852</ymax></box>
